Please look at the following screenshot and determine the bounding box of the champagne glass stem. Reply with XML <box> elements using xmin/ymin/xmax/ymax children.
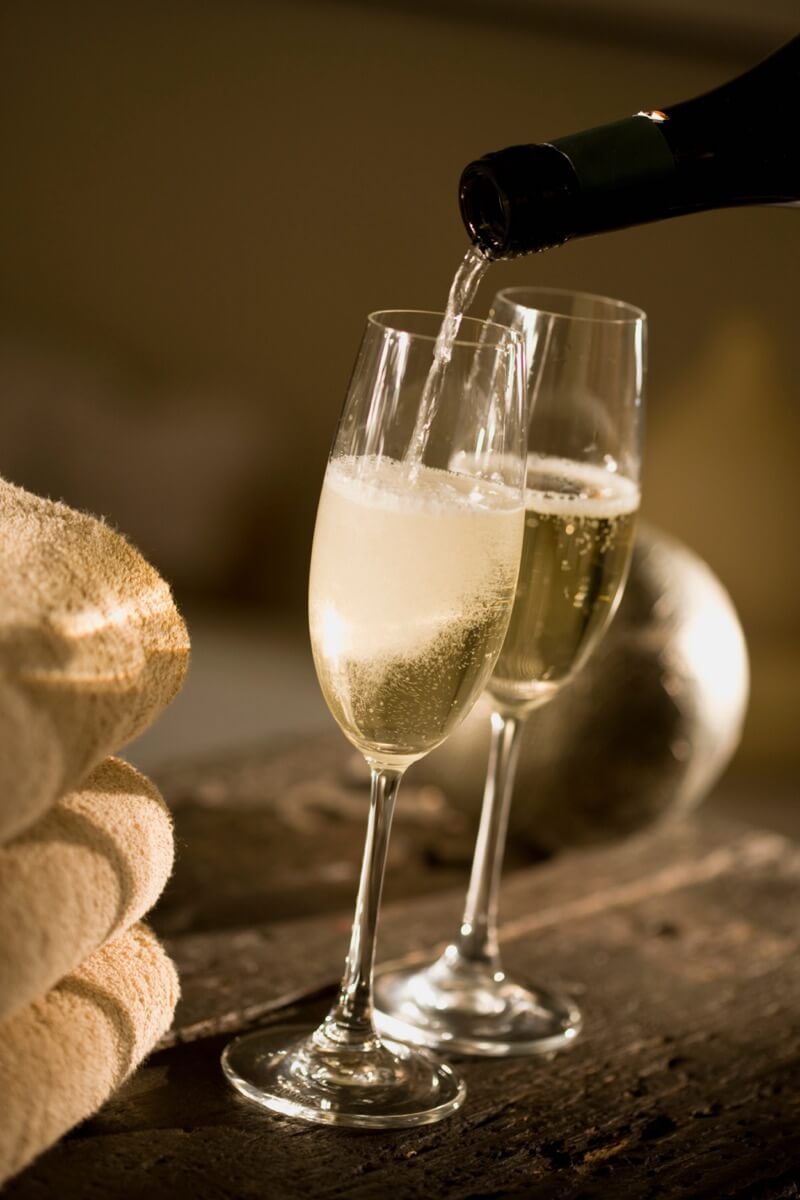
<box><xmin>454</xmin><ymin>710</ymin><xmax>525</xmax><ymax>969</ymax></box>
<box><xmin>324</xmin><ymin>767</ymin><xmax>403</xmax><ymax>1042</ymax></box>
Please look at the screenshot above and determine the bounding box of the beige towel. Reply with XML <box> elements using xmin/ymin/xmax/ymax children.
<box><xmin>0</xmin><ymin>757</ymin><xmax>174</xmax><ymax>1022</ymax></box>
<box><xmin>0</xmin><ymin>477</ymin><xmax>190</xmax><ymax>842</ymax></box>
<box><xmin>0</xmin><ymin>922</ymin><xmax>179</xmax><ymax>1184</ymax></box>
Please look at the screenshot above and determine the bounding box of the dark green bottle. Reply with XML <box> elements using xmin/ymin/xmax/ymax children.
<box><xmin>459</xmin><ymin>36</ymin><xmax>799</xmax><ymax>258</ymax></box>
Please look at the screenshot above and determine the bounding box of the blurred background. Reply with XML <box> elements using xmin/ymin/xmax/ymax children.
<box><xmin>1</xmin><ymin>0</ymin><xmax>797</xmax><ymax>800</ymax></box>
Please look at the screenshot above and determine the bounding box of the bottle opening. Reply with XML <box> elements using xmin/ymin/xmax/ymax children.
<box><xmin>459</xmin><ymin>162</ymin><xmax>511</xmax><ymax>259</ymax></box>
<box><xmin>459</xmin><ymin>145</ymin><xmax>577</xmax><ymax>257</ymax></box>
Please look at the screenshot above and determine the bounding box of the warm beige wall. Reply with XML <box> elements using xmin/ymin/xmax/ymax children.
<box><xmin>0</xmin><ymin>1</ymin><xmax>797</xmax><ymax>768</ymax></box>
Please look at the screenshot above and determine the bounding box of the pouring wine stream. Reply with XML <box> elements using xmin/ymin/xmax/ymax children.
<box><xmin>406</xmin><ymin>246</ymin><xmax>490</xmax><ymax>470</ymax></box>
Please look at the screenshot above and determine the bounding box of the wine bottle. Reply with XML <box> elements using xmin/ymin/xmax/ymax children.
<box><xmin>459</xmin><ymin>36</ymin><xmax>799</xmax><ymax>258</ymax></box>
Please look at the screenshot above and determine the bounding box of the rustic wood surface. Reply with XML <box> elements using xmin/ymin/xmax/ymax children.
<box><xmin>6</xmin><ymin>740</ymin><xmax>800</xmax><ymax>1199</ymax></box>
<box><xmin>150</xmin><ymin>733</ymin><xmax>536</xmax><ymax>937</ymax></box>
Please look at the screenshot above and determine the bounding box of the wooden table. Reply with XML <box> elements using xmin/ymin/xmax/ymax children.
<box><xmin>7</xmin><ymin>738</ymin><xmax>800</xmax><ymax>1198</ymax></box>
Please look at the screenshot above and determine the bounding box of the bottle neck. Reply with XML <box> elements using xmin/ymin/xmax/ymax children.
<box><xmin>459</xmin><ymin>36</ymin><xmax>800</xmax><ymax>258</ymax></box>
<box><xmin>459</xmin><ymin>118</ymin><xmax>678</xmax><ymax>256</ymax></box>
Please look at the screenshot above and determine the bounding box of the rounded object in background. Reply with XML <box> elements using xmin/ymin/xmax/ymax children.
<box><xmin>418</xmin><ymin>523</ymin><xmax>749</xmax><ymax>851</ymax></box>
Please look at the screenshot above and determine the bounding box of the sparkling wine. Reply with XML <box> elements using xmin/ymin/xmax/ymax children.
<box><xmin>406</xmin><ymin>246</ymin><xmax>489</xmax><ymax>466</ymax></box>
<box><xmin>488</xmin><ymin>456</ymin><xmax>639</xmax><ymax>711</ymax></box>
<box><xmin>309</xmin><ymin>455</ymin><xmax>523</xmax><ymax>766</ymax></box>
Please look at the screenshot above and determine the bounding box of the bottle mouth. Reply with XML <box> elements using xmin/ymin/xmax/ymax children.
<box><xmin>459</xmin><ymin>162</ymin><xmax>512</xmax><ymax>259</ymax></box>
<box><xmin>459</xmin><ymin>145</ymin><xmax>577</xmax><ymax>258</ymax></box>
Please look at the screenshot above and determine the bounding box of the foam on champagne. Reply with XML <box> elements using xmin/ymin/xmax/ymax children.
<box><xmin>310</xmin><ymin>455</ymin><xmax>522</xmax><ymax>765</ymax></box>
<box><xmin>523</xmin><ymin>455</ymin><xmax>640</xmax><ymax>516</ymax></box>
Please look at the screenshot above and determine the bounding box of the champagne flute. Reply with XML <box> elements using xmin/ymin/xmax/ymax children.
<box><xmin>374</xmin><ymin>287</ymin><xmax>646</xmax><ymax>1056</ymax></box>
<box><xmin>222</xmin><ymin>310</ymin><xmax>527</xmax><ymax>1125</ymax></box>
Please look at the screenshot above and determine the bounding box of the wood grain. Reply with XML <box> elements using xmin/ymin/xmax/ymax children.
<box><xmin>7</xmin><ymin>802</ymin><xmax>799</xmax><ymax>1199</ymax></box>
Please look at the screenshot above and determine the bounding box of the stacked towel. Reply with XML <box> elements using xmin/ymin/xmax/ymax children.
<box><xmin>0</xmin><ymin>758</ymin><xmax>175</xmax><ymax>1021</ymax></box>
<box><xmin>0</xmin><ymin>924</ymin><xmax>179</xmax><ymax>1182</ymax></box>
<box><xmin>0</xmin><ymin>478</ymin><xmax>190</xmax><ymax>1183</ymax></box>
<box><xmin>0</xmin><ymin>477</ymin><xmax>189</xmax><ymax>842</ymax></box>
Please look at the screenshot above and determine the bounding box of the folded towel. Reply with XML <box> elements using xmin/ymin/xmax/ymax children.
<box><xmin>0</xmin><ymin>757</ymin><xmax>174</xmax><ymax>1022</ymax></box>
<box><xmin>0</xmin><ymin>477</ymin><xmax>190</xmax><ymax>842</ymax></box>
<box><xmin>0</xmin><ymin>922</ymin><xmax>179</xmax><ymax>1184</ymax></box>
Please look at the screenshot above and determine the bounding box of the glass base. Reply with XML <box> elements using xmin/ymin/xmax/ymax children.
<box><xmin>221</xmin><ymin>1019</ymin><xmax>466</xmax><ymax>1129</ymax></box>
<box><xmin>373</xmin><ymin>949</ymin><xmax>582</xmax><ymax>1057</ymax></box>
